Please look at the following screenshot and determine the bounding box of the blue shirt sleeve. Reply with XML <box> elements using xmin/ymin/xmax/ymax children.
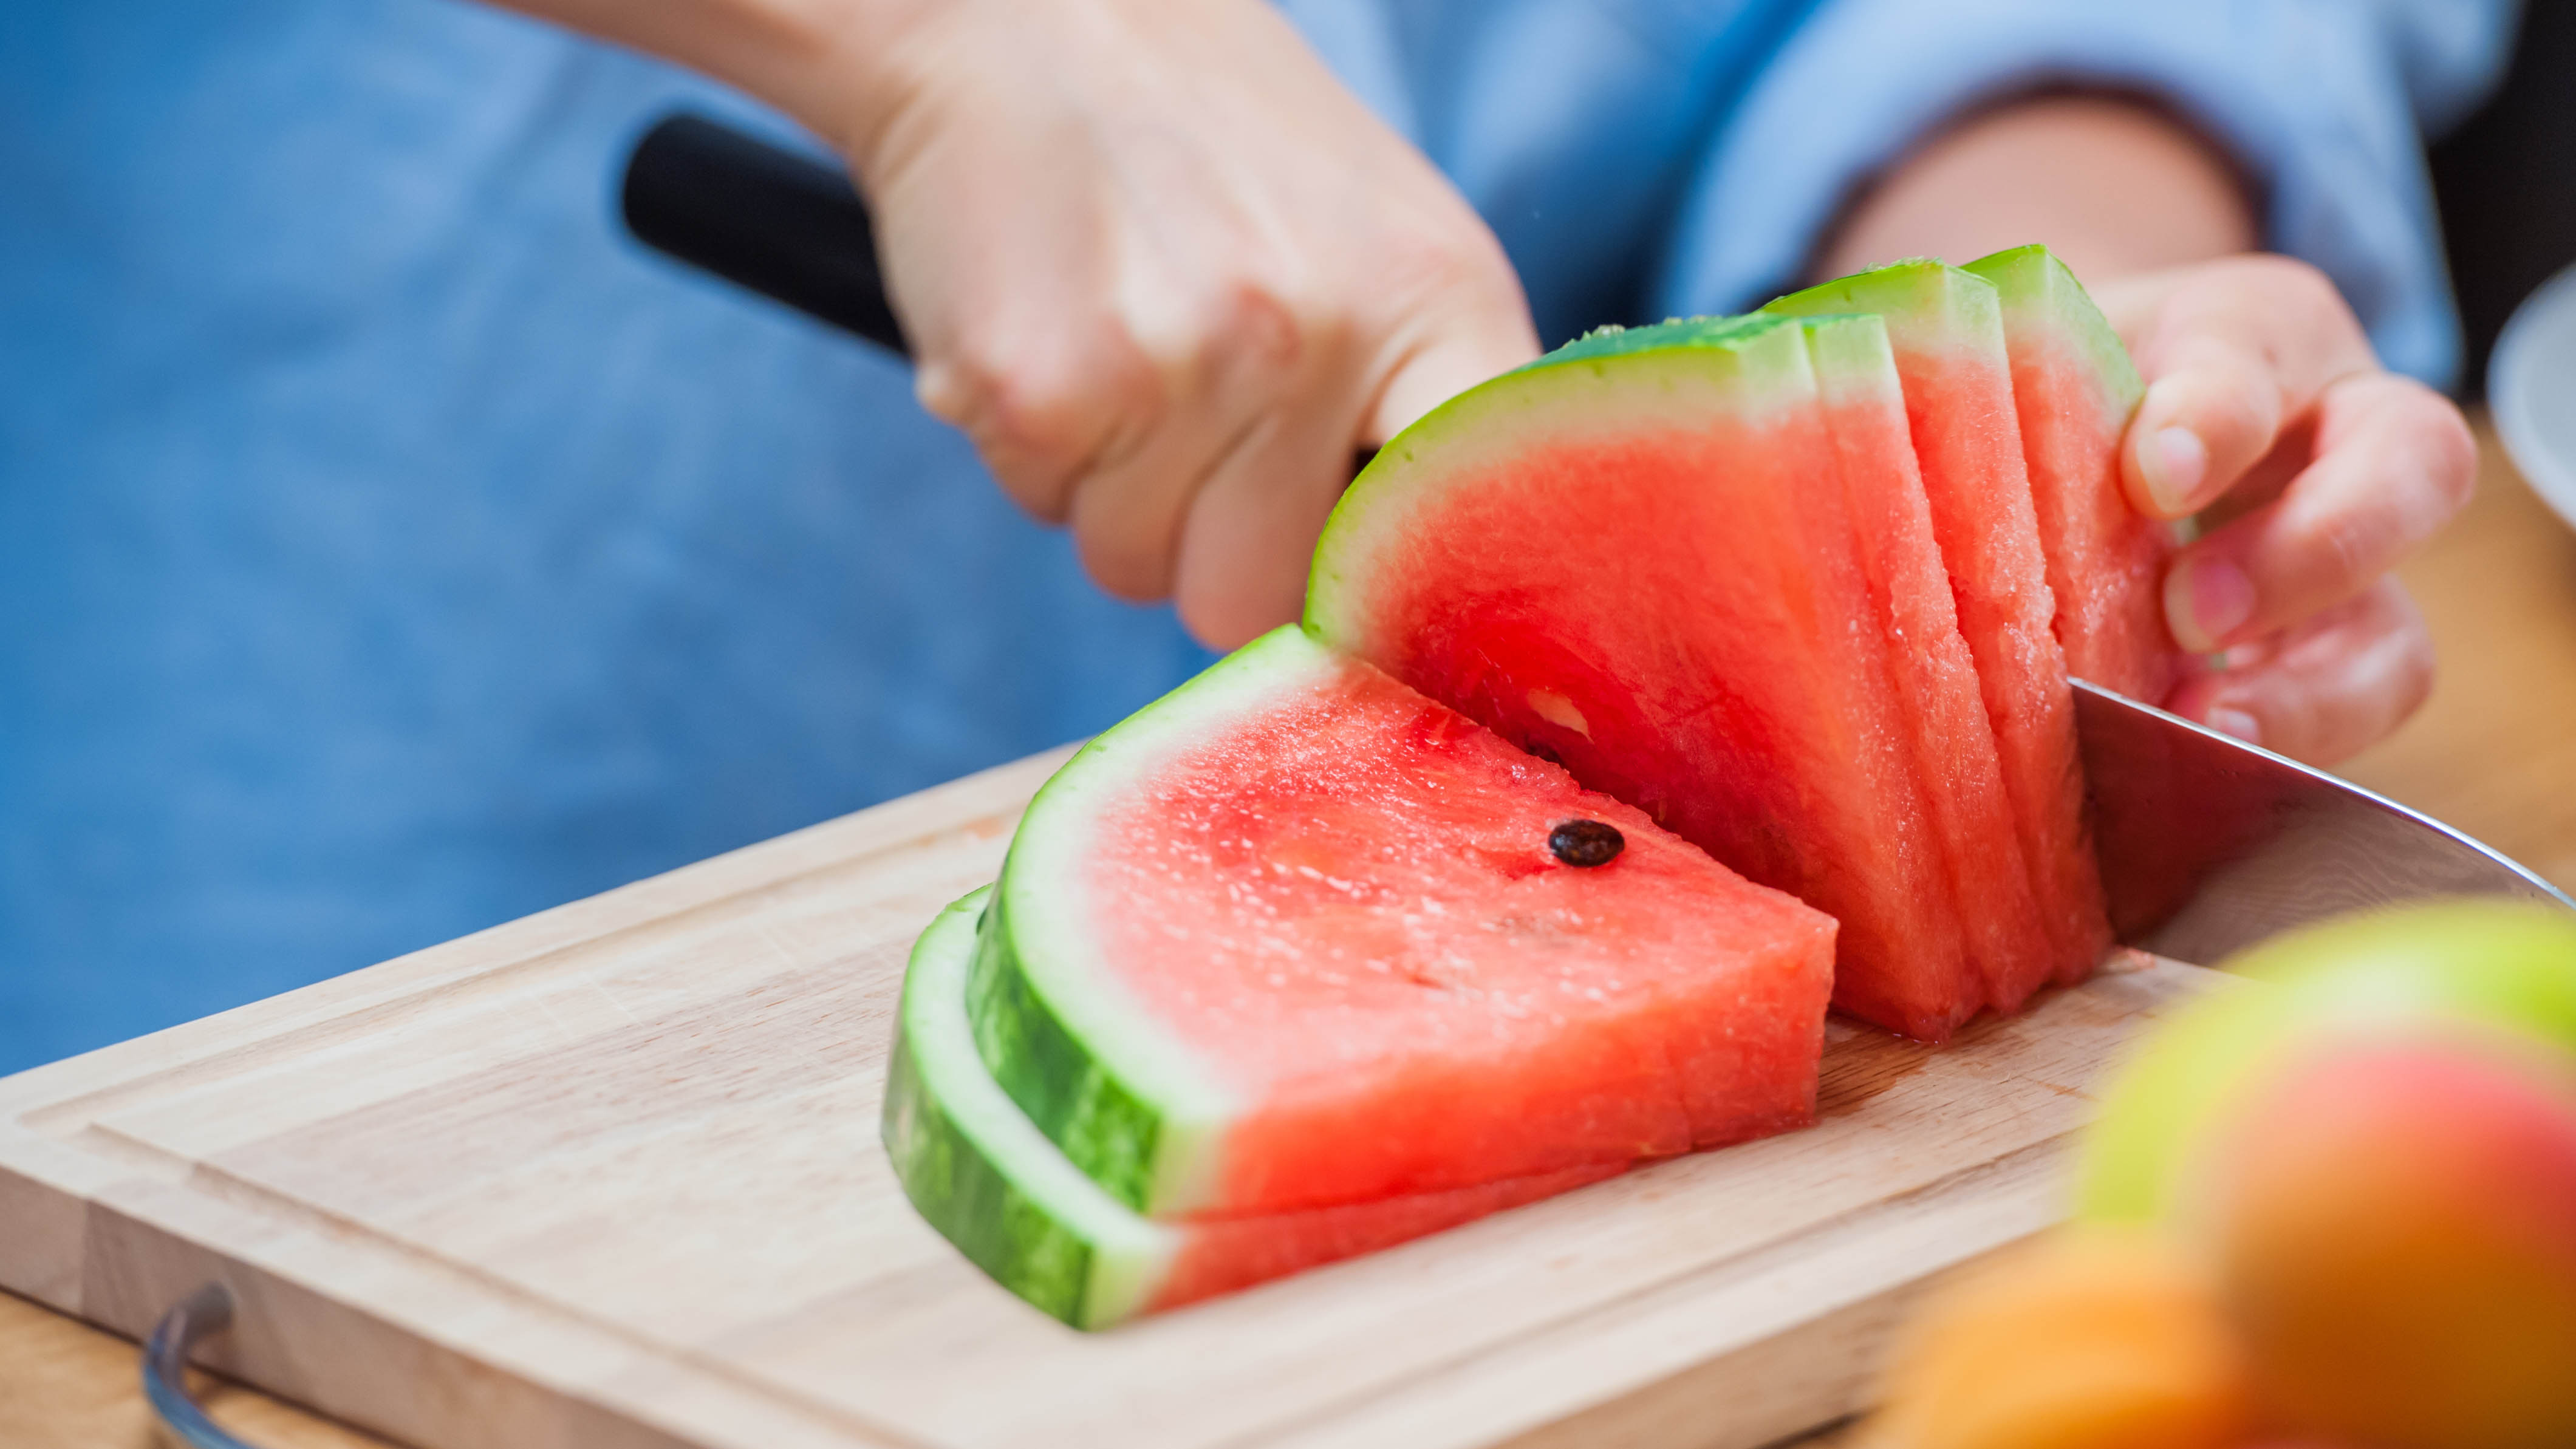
<box><xmin>1650</xmin><ymin>0</ymin><xmax>2520</xmax><ymax>387</ymax></box>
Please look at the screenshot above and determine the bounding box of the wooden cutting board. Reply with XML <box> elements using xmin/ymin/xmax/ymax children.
<box><xmin>0</xmin><ymin>748</ymin><xmax>2216</xmax><ymax>1449</ymax></box>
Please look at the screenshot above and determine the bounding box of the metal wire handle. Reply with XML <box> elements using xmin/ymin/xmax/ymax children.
<box><xmin>143</xmin><ymin>1283</ymin><xmax>267</xmax><ymax>1449</ymax></box>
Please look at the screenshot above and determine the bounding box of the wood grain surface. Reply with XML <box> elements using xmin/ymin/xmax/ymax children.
<box><xmin>0</xmin><ymin>732</ymin><xmax>2215</xmax><ymax>1449</ymax></box>
<box><xmin>5</xmin><ymin>419</ymin><xmax>2572</xmax><ymax>1449</ymax></box>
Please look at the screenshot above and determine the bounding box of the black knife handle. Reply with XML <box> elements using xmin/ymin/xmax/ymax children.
<box><xmin>620</xmin><ymin>112</ymin><xmax>910</xmax><ymax>356</ymax></box>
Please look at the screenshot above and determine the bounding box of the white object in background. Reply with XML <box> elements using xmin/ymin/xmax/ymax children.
<box><xmin>2490</xmin><ymin>260</ymin><xmax>2576</xmax><ymax>534</ymax></box>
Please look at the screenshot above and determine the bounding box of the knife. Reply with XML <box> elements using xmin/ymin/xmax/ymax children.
<box><xmin>618</xmin><ymin>111</ymin><xmax>2576</xmax><ymax>963</ymax></box>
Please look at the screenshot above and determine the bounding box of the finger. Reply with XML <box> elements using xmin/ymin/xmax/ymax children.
<box><xmin>1167</xmin><ymin>343</ymin><xmax>1375</xmax><ymax>647</ymax></box>
<box><xmin>916</xmin><ymin>324</ymin><xmax>1159</xmax><ymax>528</ymax></box>
<box><xmin>1359</xmin><ymin>273</ymin><xmax>1539</xmax><ymax>445</ymax></box>
<box><xmin>1067</xmin><ymin>262</ymin><xmax>1356</xmax><ymax>604</ymax></box>
<box><xmin>878</xmin><ymin>107</ymin><xmax>1161</xmax><ymax>528</ymax></box>
<box><xmin>2115</xmin><ymin>256</ymin><xmax>2379</xmax><ymax>519</ymax></box>
<box><xmin>1165</xmin><ymin>288</ymin><xmax>1534</xmax><ymax>647</ymax></box>
<box><xmin>2161</xmin><ymin>371</ymin><xmax>2474</xmax><ymax>651</ymax></box>
<box><xmin>2164</xmin><ymin>578</ymin><xmax>2434</xmax><ymax>766</ymax></box>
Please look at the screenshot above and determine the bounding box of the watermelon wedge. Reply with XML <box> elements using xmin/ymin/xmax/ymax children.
<box><xmin>1765</xmin><ymin>262</ymin><xmax>2111</xmax><ymax>996</ymax></box>
<box><xmin>1962</xmin><ymin>245</ymin><xmax>2184</xmax><ymax>706</ymax></box>
<box><xmin>885</xmin><ymin>890</ymin><xmax>1626</xmax><ymax>1329</ymax></box>
<box><xmin>1803</xmin><ymin>312</ymin><xmax>2055</xmax><ymax>1015</ymax></box>
<box><xmin>1305</xmin><ymin>314</ymin><xmax>1994</xmax><ymax>1040</ymax></box>
<box><xmin>969</xmin><ymin>624</ymin><xmax>1837</xmax><ymax>1216</ymax></box>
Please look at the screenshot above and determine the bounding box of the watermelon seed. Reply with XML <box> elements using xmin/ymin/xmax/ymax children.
<box><xmin>1548</xmin><ymin>819</ymin><xmax>1624</xmax><ymax>868</ymax></box>
<box><xmin>1525</xmin><ymin>740</ymin><xmax>1565</xmax><ymax>766</ymax></box>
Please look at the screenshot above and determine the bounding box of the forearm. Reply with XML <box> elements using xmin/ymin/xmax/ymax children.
<box><xmin>1817</xmin><ymin>94</ymin><xmax>2257</xmax><ymax>284</ymax></box>
<box><xmin>482</xmin><ymin>0</ymin><xmax>929</xmax><ymax>160</ymax></box>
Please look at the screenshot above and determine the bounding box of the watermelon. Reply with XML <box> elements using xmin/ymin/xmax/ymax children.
<box><xmin>1306</xmin><ymin>313</ymin><xmax>2003</xmax><ymax>1040</ymax></box>
<box><xmin>885</xmin><ymin>889</ymin><xmax>1626</xmax><ymax>1329</ymax></box>
<box><xmin>1803</xmin><ymin>312</ymin><xmax>2057</xmax><ymax>1015</ymax></box>
<box><xmin>1963</xmin><ymin>245</ymin><xmax>2184</xmax><ymax>706</ymax></box>
<box><xmin>1765</xmin><ymin>262</ymin><xmax>2111</xmax><ymax>994</ymax></box>
<box><xmin>968</xmin><ymin>622</ymin><xmax>1837</xmax><ymax>1217</ymax></box>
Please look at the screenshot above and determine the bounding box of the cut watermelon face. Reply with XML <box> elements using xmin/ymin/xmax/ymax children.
<box><xmin>1765</xmin><ymin>262</ymin><xmax>2111</xmax><ymax>995</ymax></box>
<box><xmin>1305</xmin><ymin>315</ymin><xmax>1993</xmax><ymax>1040</ymax></box>
<box><xmin>972</xmin><ymin>624</ymin><xmax>1837</xmax><ymax>1217</ymax></box>
<box><xmin>1963</xmin><ymin>245</ymin><xmax>2183</xmax><ymax>706</ymax></box>
<box><xmin>884</xmin><ymin>890</ymin><xmax>1625</xmax><ymax>1329</ymax></box>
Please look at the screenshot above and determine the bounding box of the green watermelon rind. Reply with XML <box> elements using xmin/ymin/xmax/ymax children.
<box><xmin>1761</xmin><ymin>256</ymin><xmax>1989</xmax><ymax>337</ymax></box>
<box><xmin>975</xmin><ymin>632</ymin><xmax>1398</xmax><ymax>1216</ymax></box>
<box><xmin>1959</xmin><ymin>244</ymin><xmax>2145</xmax><ymax>427</ymax></box>
<box><xmin>1307</xmin><ymin>313</ymin><xmax>1817</xmax><ymax>650</ymax></box>
<box><xmin>884</xmin><ymin>888</ymin><xmax>1176</xmax><ymax>1329</ymax></box>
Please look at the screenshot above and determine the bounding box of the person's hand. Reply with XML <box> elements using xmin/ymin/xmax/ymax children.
<box><xmin>2094</xmin><ymin>257</ymin><xmax>2476</xmax><ymax>765</ymax></box>
<box><xmin>830</xmin><ymin>0</ymin><xmax>1539</xmax><ymax>647</ymax></box>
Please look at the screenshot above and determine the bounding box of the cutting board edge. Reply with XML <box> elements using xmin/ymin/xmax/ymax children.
<box><xmin>0</xmin><ymin>1140</ymin><xmax>918</xmax><ymax>1449</ymax></box>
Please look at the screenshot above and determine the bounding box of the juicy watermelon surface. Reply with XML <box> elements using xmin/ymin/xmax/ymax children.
<box><xmin>1965</xmin><ymin>245</ymin><xmax>2181</xmax><ymax>706</ymax></box>
<box><xmin>1803</xmin><ymin>313</ymin><xmax>2053</xmax><ymax>1022</ymax></box>
<box><xmin>1310</xmin><ymin>316</ymin><xmax>1991</xmax><ymax>1040</ymax></box>
<box><xmin>1768</xmin><ymin>264</ymin><xmax>2110</xmax><ymax>998</ymax></box>
<box><xmin>886</xmin><ymin>890</ymin><xmax>1625</xmax><ymax>1330</ymax></box>
<box><xmin>978</xmin><ymin>625</ymin><xmax>1837</xmax><ymax>1216</ymax></box>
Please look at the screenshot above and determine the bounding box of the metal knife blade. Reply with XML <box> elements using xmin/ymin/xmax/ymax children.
<box><xmin>2075</xmin><ymin>679</ymin><xmax>2574</xmax><ymax>963</ymax></box>
<box><xmin>618</xmin><ymin>114</ymin><xmax>2576</xmax><ymax>966</ymax></box>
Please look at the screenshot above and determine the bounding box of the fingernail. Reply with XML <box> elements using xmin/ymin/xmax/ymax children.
<box><xmin>2137</xmin><ymin>424</ymin><xmax>2208</xmax><ymax>516</ymax></box>
<box><xmin>2165</xmin><ymin>553</ymin><xmax>2257</xmax><ymax>652</ymax></box>
<box><xmin>2206</xmin><ymin>706</ymin><xmax>2264</xmax><ymax>748</ymax></box>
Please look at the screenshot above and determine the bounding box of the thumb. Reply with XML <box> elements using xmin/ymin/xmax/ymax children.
<box><xmin>1359</xmin><ymin>313</ymin><xmax>1541</xmax><ymax>447</ymax></box>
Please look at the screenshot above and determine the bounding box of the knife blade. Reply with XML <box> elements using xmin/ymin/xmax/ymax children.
<box><xmin>620</xmin><ymin>111</ymin><xmax>2576</xmax><ymax>964</ymax></box>
<box><xmin>2076</xmin><ymin>680</ymin><xmax>2573</xmax><ymax>961</ymax></box>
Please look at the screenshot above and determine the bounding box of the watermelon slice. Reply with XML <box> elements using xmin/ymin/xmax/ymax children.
<box><xmin>885</xmin><ymin>889</ymin><xmax>1625</xmax><ymax>1329</ymax></box>
<box><xmin>1963</xmin><ymin>245</ymin><xmax>2184</xmax><ymax>706</ymax></box>
<box><xmin>969</xmin><ymin>623</ymin><xmax>1837</xmax><ymax>1216</ymax></box>
<box><xmin>1765</xmin><ymin>262</ymin><xmax>2111</xmax><ymax>995</ymax></box>
<box><xmin>1803</xmin><ymin>312</ymin><xmax>2056</xmax><ymax>1015</ymax></box>
<box><xmin>1305</xmin><ymin>313</ymin><xmax>1995</xmax><ymax>1040</ymax></box>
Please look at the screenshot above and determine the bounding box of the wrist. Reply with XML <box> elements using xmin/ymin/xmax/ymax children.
<box><xmin>1817</xmin><ymin>94</ymin><xmax>2257</xmax><ymax>285</ymax></box>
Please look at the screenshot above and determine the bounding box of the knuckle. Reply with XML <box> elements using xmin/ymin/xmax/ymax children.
<box><xmin>1375</xmin><ymin>222</ymin><xmax>1513</xmax><ymax>309</ymax></box>
<box><xmin>2304</xmin><ymin>506</ymin><xmax>2391</xmax><ymax>592</ymax></box>
<box><xmin>1196</xmin><ymin>272</ymin><xmax>1314</xmax><ymax>376</ymax></box>
<box><xmin>1072</xmin><ymin>512</ymin><xmax>1175</xmax><ymax>602</ymax></box>
<box><xmin>926</xmin><ymin>327</ymin><xmax>1162</xmax><ymax>513</ymax></box>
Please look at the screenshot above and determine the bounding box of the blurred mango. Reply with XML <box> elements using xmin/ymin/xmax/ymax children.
<box><xmin>1864</xmin><ymin>901</ymin><xmax>2576</xmax><ymax>1449</ymax></box>
<box><xmin>2210</xmin><ymin>1040</ymin><xmax>2576</xmax><ymax>1449</ymax></box>
<box><xmin>2078</xmin><ymin>900</ymin><xmax>2576</xmax><ymax>1224</ymax></box>
<box><xmin>1856</xmin><ymin>1229</ymin><xmax>2252</xmax><ymax>1449</ymax></box>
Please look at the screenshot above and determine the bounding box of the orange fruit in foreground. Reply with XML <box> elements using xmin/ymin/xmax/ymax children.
<box><xmin>1856</xmin><ymin>1229</ymin><xmax>2250</xmax><ymax>1449</ymax></box>
<box><xmin>2211</xmin><ymin>1041</ymin><xmax>2576</xmax><ymax>1449</ymax></box>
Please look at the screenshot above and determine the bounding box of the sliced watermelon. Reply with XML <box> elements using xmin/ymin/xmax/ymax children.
<box><xmin>884</xmin><ymin>889</ymin><xmax>1625</xmax><ymax>1329</ymax></box>
<box><xmin>1765</xmin><ymin>262</ymin><xmax>2111</xmax><ymax>996</ymax></box>
<box><xmin>1963</xmin><ymin>245</ymin><xmax>2183</xmax><ymax>706</ymax></box>
<box><xmin>970</xmin><ymin>623</ymin><xmax>1837</xmax><ymax>1216</ymax></box>
<box><xmin>1306</xmin><ymin>314</ymin><xmax>1991</xmax><ymax>1040</ymax></box>
<box><xmin>1802</xmin><ymin>312</ymin><xmax>2055</xmax><ymax>1015</ymax></box>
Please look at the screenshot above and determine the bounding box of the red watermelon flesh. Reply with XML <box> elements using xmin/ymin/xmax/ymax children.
<box><xmin>1803</xmin><ymin>313</ymin><xmax>2056</xmax><ymax>1017</ymax></box>
<box><xmin>1965</xmin><ymin>245</ymin><xmax>2184</xmax><ymax>706</ymax></box>
<box><xmin>1150</xmin><ymin>1160</ymin><xmax>1627</xmax><ymax>1312</ymax></box>
<box><xmin>1767</xmin><ymin>265</ymin><xmax>2111</xmax><ymax>998</ymax></box>
<box><xmin>979</xmin><ymin>623</ymin><xmax>1839</xmax><ymax>1216</ymax></box>
<box><xmin>1308</xmin><ymin>315</ymin><xmax>1993</xmax><ymax>1041</ymax></box>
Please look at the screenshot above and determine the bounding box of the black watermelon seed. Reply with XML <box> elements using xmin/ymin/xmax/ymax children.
<box><xmin>1525</xmin><ymin>740</ymin><xmax>1565</xmax><ymax>767</ymax></box>
<box><xmin>1548</xmin><ymin>819</ymin><xmax>1624</xmax><ymax>868</ymax></box>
